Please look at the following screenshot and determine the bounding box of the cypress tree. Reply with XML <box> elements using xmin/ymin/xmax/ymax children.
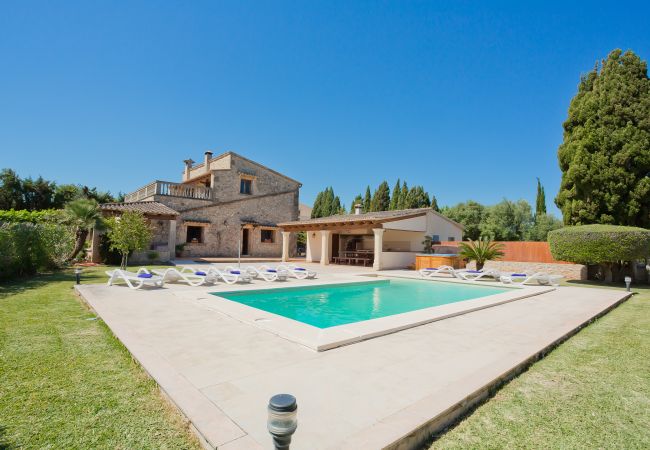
<box><xmin>430</xmin><ymin>194</ymin><xmax>440</xmax><ymax>212</ymax></box>
<box><xmin>363</xmin><ymin>186</ymin><xmax>372</xmax><ymax>213</ymax></box>
<box><xmin>535</xmin><ymin>178</ymin><xmax>546</xmax><ymax>217</ymax></box>
<box><xmin>556</xmin><ymin>49</ymin><xmax>650</xmax><ymax>227</ymax></box>
<box><xmin>311</xmin><ymin>191</ymin><xmax>323</xmax><ymax>218</ymax></box>
<box><xmin>389</xmin><ymin>179</ymin><xmax>401</xmax><ymax>210</ymax></box>
<box><xmin>350</xmin><ymin>194</ymin><xmax>363</xmax><ymax>213</ymax></box>
<box><xmin>398</xmin><ymin>182</ymin><xmax>409</xmax><ymax>210</ymax></box>
<box><xmin>371</xmin><ymin>181</ymin><xmax>391</xmax><ymax>211</ymax></box>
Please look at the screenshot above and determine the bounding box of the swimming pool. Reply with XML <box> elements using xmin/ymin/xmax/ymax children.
<box><xmin>215</xmin><ymin>279</ymin><xmax>509</xmax><ymax>328</ymax></box>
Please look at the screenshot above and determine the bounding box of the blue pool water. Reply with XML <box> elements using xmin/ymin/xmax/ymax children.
<box><xmin>214</xmin><ymin>279</ymin><xmax>509</xmax><ymax>328</ymax></box>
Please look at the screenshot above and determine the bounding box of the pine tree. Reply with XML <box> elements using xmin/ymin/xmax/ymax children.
<box><xmin>312</xmin><ymin>187</ymin><xmax>344</xmax><ymax>218</ymax></box>
<box><xmin>389</xmin><ymin>179</ymin><xmax>401</xmax><ymax>210</ymax></box>
<box><xmin>535</xmin><ymin>178</ymin><xmax>546</xmax><ymax>218</ymax></box>
<box><xmin>371</xmin><ymin>181</ymin><xmax>391</xmax><ymax>212</ymax></box>
<box><xmin>556</xmin><ymin>49</ymin><xmax>650</xmax><ymax>227</ymax></box>
<box><xmin>363</xmin><ymin>186</ymin><xmax>372</xmax><ymax>213</ymax></box>
<box><xmin>311</xmin><ymin>191</ymin><xmax>323</xmax><ymax>218</ymax></box>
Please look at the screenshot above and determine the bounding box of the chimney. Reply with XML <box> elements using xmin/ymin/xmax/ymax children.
<box><xmin>204</xmin><ymin>151</ymin><xmax>213</xmax><ymax>172</ymax></box>
<box><xmin>354</xmin><ymin>204</ymin><xmax>362</xmax><ymax>215</ymax></box>
<box><xmin>183</xmin><ymin>159</ymin><xmax>195</xmax><ymax>181</ymax></box>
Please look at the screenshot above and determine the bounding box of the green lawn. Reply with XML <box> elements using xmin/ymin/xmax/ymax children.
<box><xmin>0</xmin><ymin>267</ymin><xmax>201</xmax><ymax>449</ymax></box>
<box><xmin>429</xmin><ymin>281</ymin><xmax>650</xmax><ymax>449</ymax></box>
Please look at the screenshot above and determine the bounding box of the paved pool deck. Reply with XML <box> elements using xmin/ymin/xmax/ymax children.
<box><xmin>75</xmin><ymin>264</ymin><xmax>630</xmax><ymax>450</ymax></box>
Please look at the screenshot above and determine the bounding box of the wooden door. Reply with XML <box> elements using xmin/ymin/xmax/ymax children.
<box><xmin>242</xmin><ymin>229</ymin><xmax>250</xmax><ymax>255</ymax></box>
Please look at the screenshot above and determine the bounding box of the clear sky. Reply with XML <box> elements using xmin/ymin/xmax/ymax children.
<box><xmin>1</xmin><ymin>1</ymin><xmax>649</xmax><ymax>216</ymax></box>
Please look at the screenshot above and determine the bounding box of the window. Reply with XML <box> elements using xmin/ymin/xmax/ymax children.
<box><xmin>260</xmin><ymin>229</ymin><xmax>275</xmax><ymax>243</ymax></box>
<box><xmin>187</xmin><ymin>226</ymin><xmax>203</xmax><ymax>244</ymax></box>
<box><xmin>431</xmin><ymin>235</ymin><xmax>440</xmax><ymax>243</ymax></box>
<box><xmin>240</xmin><ymin>178</ymin><xmax>252</xmax><ymax>195</ymax></box>
<box><xmin>447</xmin><ymin>236</ymin><xmax>456</xmax><ymax>242</ymax></box>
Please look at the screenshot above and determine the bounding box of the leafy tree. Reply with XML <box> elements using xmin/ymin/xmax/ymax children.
<box><xmin>526</xmin><ymin>213</ymin><xmax>564</xmax><ymax>241</ymax></box>
<box><xmin>64</xmin><ymin>198</ymin><xmax>105</xmax><ymax>261</ymax></box>
<box><xmin>22</xmin><ymin>176</ymin><xmax>56</xmax><ymax>210</ymax></box>
<box><xmin>556</xmin><ymin>49</ymin><xmax>650</xmax><ymax>227</ymax></box>
<box><xmin>390</xmin><ymin>180</ymin><xmax>401</xmax><ymax>210</ymax></box>
<box><xmin>105</xmin><ymin>211</ymin><xmax>153</xmax><ymax>269</ymax></box>
<box><xmin>480</xmin><ymin>199</ymin><xmax>533</xmax><ymax>241</ymax></box>
<box><xmin>535</xmin><ymin>178</ymin><xmax>546</xmax><ymax>217</ymax></box>
<box><xmin>404</xmin><ymin>186</ymin><xmax>430</xmax><ymax>209</ymax></box>
<box><xmin>370</xmin><ymin>181</ymin><xmax>391</xmax><ymax>212</ymax></box>
<box><xmin>311</xmin><ymin>191</ymin><xmax>324</xmax><ymax>218</ymax></box>
<box><xmin>441</xmin><ymin>201</ymin><xmax>485</xmax><ymax>240</ymax></box>
<box><xmin>363</xmin><ymin>186</ymin><xmax>372</xmax><ymax>213</ymax></box>
<box><xmin>0</xmin><ymin>169</ymin><xmax>24</xmax><ymax>210</ymax></box>
<box><xmin>458</xmin><ymin>238</ymin><xmax>505</xmax><ymax>270</ymax></box>
<box><xmin>350</xmin><ymin>194</ymin><xmax>363</xmax><ymax>213</ymax></box>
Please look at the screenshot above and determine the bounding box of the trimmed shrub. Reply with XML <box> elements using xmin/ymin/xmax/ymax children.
<box><xmin>0</xmin><ymin>209</ymin><xmax>65</xmax><ymax>223</ymax></box>
<box><xmin>548</xmin><ymin>225</ymin><xmax>650</xmax><ymax>264</ymax></box>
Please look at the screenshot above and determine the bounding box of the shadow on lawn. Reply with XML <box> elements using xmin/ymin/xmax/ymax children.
<box><xmin>0</xmin><ymin>269</ymin><xmax>101</xmax><ymax>298</ymax></box>
<box><xmin>0</xmin><ymin>424</ymin><xmax>14</xmax><ymax>450</ymax></box>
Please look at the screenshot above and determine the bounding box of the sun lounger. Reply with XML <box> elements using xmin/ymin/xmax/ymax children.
<box><xmin>500</xmin><ymin>272</ymin><xmax>563</xmax><ymax>286</ymax></box>
<box><xmin>207</xmin><ymin>267</ymin><xmax>252</xmax><ymax>285</ymax></box>
<box><xmin>455</xmin><ymin>268</ymin><xmax>501</xmax><ymax>282</ymax></box>
<box><xmin>243</xmin><ymin>265</ymin><xmax>288</xmax><ymax>281</ymax></box>
<box><xmin>151</xmin><ymin>267</ymin><xmax>212</xmax><ymax>286</ymax></box>
<box><xmin>278</xmin><ymin>264</ymin><xmax>317</xmax><ymax>279</ymax></box>
<box><xmin>418</xmin><ymin>265</ymin><xmax>456</xmax><ymax>277</ymax></box>
<box><xmin>105</xmin><ymin>268</ymin><xmax>164</xmax><ymax>290</ymax></box>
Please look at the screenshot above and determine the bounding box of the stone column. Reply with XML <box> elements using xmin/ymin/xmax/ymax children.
<box><xmin>281</xmin><ymin>231</ymin><xmax>291</xmax><ymax>262</ymax></box>
<box><xmin>90</xmin><ymin>228</ymin><xmax>102</xmax><ymax>263</ymax></box>
<box><xmin>373</xmin><ymin>228</ymin><xmax>385</xmax><ymax>271</ymax></box>
<box><xmin>168</xmin><ymin>219</ymin><xmax>177</xmax><ymax>261</ymax></box>
<box><xmin>320</xmin><ymin>230</ymin><xmax>332</xmax><ymax>265</ymax></box>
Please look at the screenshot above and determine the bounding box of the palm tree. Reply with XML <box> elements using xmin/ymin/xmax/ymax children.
<box><xmin>458</xmin><ymin>238</ymin><xmax>505</xmax><ymax>270</ymax></box>
<box><xmin>65</xmin><ymin>198</ymin><xmax>105</xmax><ymax>261</ymax></box>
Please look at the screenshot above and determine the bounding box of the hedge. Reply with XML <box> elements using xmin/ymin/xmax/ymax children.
<box><xmin>0</xmin><ymin>209</ymin><xmax>65</xmax><ymax>223</ymax></box>
<box><xmin>548</xmin><ymin>224</ymin><xmax>650</xmax><ymax>264</ymax></box>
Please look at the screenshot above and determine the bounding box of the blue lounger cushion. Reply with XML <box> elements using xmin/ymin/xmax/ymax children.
<box><xmin>138</xmin><ymin>273</ymin><xmax>153</xmax><ymax>278</ymax></box>
<box><xmin>511</xmin><ymin>273</ymin><xmax>527</xmax><ymax>277</ymax></box>
<box><xmin>229</xmin><ymin>270</ymin><xmax>241</xmax><ymax>274</ymax></box>
<box><xmin>266</xmin><ymin>269</ymin><xmax>277</xmax><ymax>273</ymax></box>
<box><xmin>466</xmin><ymin>270</ymin><xmax>482</xmax><ymax>274</ymax></box>
<box><xmin>294</xmin><ymin>268</ymin><xmax>306</xmax><ymax>271</ymax></box>
<box><xmin>425</xmin><ymin>267</ymin><xmax>438</xmax><ymax>270</ymax></box>
<box><xmin>195</xmin><ymin>271</ymin><xmax>207</xmax><ymax>276</ymax></box>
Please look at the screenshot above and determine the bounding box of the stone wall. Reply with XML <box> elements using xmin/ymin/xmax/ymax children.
<box><xmin>175</xmin><ymin>190</ymin><xmax>299</xmax><ymax>258</ymax></box>
<box><xmin>466</xmin><ymin>260</ymin><xmax>587</xmax><ymax>280</ymax></box>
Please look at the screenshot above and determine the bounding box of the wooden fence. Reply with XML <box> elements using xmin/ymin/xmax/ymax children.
<box><xmin>439</xmin><ymin>241</ymin><xmax>568</xmax><ymax>264</ymax></box>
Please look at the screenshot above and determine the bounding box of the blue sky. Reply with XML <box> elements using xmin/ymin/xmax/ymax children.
<box><xmin>1</xmin><ymin>1</ymin><xmax>649</xmax><ymax>216</ymax></box>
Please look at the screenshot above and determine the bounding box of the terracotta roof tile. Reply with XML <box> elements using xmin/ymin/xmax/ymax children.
<box><xmin>100</xmin><ymin>201</ymin><xmax>179</xmax><ymax>216</ymax></box>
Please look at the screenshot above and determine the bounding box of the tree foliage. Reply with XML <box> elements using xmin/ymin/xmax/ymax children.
<box><xmin>64</xmin><ymin>199</ymin><xmax>105</xmax><ymax>261</ymax></box>
<box><xmin>390</xmin><ymin>179</ymin><xmax>401</xmax><ymax>210</ymax></box>
<box><xmin>556</xmin><ymin>49</ymin><xmax>650</xmax><ymax>227</ymax></box>
<box><xmin>106</xmin><ymin>211</ymin><xmax>153</xmax><ymax>269</ymax></box>
<box><xmin>441</xmin><ymin>201</ymin><xmax>486</xmax><ymax>240</ymax></box>
<box><xmin>0</xmin><ymin>168</ymin><xmax>117</xmax><ymax>210</ymax></box>
<box><xmin>370</xmin><ymin>181</ymin><xmax>391</xmax><ymax>212</ymax></box>
<box><xmin>311</xmin><ymin>187</ymin><xmax>344</xmax><ymax>218</ymax></box>
<box><xmin>363</xmin><ymin>186</ymin><xmax>372</xmax><ymax>213</ymax></box>
<box><xmin>535</xmin><ymin>178</ymin><xmax>546</xmax><ymax>217</ymax></box>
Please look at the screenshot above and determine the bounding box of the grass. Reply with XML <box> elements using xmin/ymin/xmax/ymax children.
<box><xmin>429</xmin><ymin>281</ymin><xmax>650</xmax><ymax>449</ymax></box>
<box><xmin>0</xmin><ymin>267</ymin><xmax>201</xmax><ymax>449</ymax></box>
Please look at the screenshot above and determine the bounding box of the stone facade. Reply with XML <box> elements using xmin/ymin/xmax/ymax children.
<box><xmin>466</xmin><ymin>260</ymin><xmax>587</xmax><ymax>280</ymax></box>
<box><xmin>125</xmin><ymin>152</ymin><xmax>301</xmax><ymax>258</ymax></box>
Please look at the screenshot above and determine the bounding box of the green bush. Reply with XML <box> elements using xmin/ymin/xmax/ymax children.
<box><xmin>0</xmin><ymin>209</ymin><xmax>65</xmax><ymax>223</ymax></box>
<box><xmin>0</xmin><ymin>222</ymin><xmax>74</xmax><ymax>280</ymax></box>
<box><xmin>548</xmin><ymin>225</ymin><xmax>650</xmax><ymax>264</ymax></box>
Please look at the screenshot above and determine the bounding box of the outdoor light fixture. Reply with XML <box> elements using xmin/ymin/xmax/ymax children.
<box><xmin>267</xmin><ymin>394</ymin><xmax>297</xmax><ymax>450</ymax></box>
<box><xmin>625</xmin><ymin>276</ymin><xmax>631</xmax><ymax>292</ymax></box>
<box><xmin>74</xmin><ymin>267</ymin><xmax>82</xmax><ymax>285</ymax></box>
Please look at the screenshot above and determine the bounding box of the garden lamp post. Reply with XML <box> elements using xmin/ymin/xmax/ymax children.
<box><xmin>267</xmin><ymin>394</ymin><xmax>297</xmax><ymax>450</ymax></box>
<box><xmin>74</xmin><ymin>267</ymin><xmax>82</xmax><ymax>285</ymax></box>
<box><xmin>625</xmin><ymin>276</ymin><xmax>631</xmax><ymax>292</ymax></box>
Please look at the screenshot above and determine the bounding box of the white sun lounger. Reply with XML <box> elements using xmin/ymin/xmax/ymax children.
<box><xmin>500</xmin><ymin>272</ymin><xmax>563</xmax><ymax>286</ymax></box>
<box><xmin>243</xmin><ymin>265</ymin><xmax>288</xmax><ymax>281</ymax></box>
<box><xmin>455</xmin><ymin>268</ymin><xmax>502</xmax><ymax>282</ymax></box>
<box><xmin>277</xmin><ymin>264</ymin><xmax>317</xmax><ymax>279</ymax></box>
<box><xmin>418</xmin><ymin>265</ymin><xmax>456</xmax><ymax>277</ymax></box>
<box><xmin>207</xmin><ymin>267</ymin><xmax>252</xmax><ymax>285</ymax></box>
<box><xmin>150</xmin><ymin>267</ymin><xmax>212</xmax><ymax>286</ymax></box>
<box><xmin>105</xmin><ymin>268</ymin><xmax>164</xmax><ymax>290</ymax></box>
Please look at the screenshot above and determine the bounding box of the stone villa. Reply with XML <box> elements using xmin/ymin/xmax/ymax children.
<box><xmin>91</xmin><ymin>151</ymin><xmax>301</xmax><ymax>261</ymax></box>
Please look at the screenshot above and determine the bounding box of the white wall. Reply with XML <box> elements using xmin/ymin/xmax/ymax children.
<box><xmin>307</xmin><ymin>231</ymin><xmax>321</xmax><ymax>262</ymax></box>
<box><xmin>426</xmin><ymin>211</ymin><xmax>463</xmax><ymax>241</ymax></box>
<box><xmin>383</xmin><ymin>229</ymin><xmax>425</xmax><ymax>252</ymax></box>
<box><xmin>381</xmin><ymin>252</ymin><xmax>417</xmax><ymax>269</ymax></box>
<box><xmin>383</xmin><ymin>215</ymin><xmax>427</xmax><ymax>232</ymax></box>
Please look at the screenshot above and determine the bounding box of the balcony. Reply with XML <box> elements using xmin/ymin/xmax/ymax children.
<box><xmin>125</xmin><ymin>180</ymin><xmax>213</xmax><ymax>203</ymax></box>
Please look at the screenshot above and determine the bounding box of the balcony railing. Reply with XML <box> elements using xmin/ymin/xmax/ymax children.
<box><xmin>125</xmin><ymin>180</ymin><xmax>213</xmax><ymax>203</ymax></box>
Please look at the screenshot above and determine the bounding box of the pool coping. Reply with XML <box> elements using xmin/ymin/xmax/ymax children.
<box><xmin>200</xmin><ymin>275</ymin><xmax>555</xmax><ymax>351</ymax></box>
